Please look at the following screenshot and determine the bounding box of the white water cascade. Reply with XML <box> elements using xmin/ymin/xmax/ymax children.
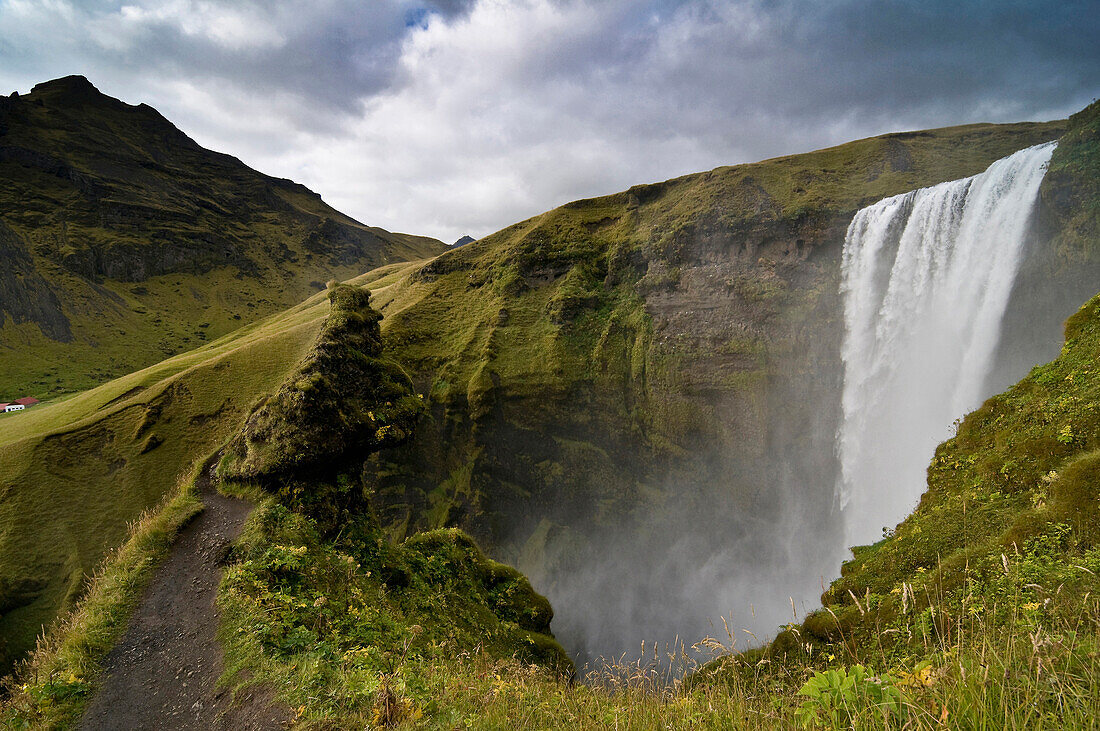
<box><xmin>836</xmin><ymin>141</ymin><xmax>1057</xmax><ymax>547</ymax></box>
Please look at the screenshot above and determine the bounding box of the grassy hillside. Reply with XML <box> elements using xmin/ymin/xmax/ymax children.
<box><xmin>737</xmin><ymin>100</ymin><xmax>1100</xmax><ymax>668</ymax></box>
<box><xmin>0</xmin><ymin>264</ymin><xmax>421</xmax><ymax>671</ymax></box>
<box><xmin>0</xmin><ymin>75</ymin><xmax>445</xmax><ymax>399</ymax></box>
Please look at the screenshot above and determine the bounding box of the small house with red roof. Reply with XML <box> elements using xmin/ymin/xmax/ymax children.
<box><xmin>1</xmin><ymin>396</ymin><xmax>39</xmax><ymax>412</ymax></box>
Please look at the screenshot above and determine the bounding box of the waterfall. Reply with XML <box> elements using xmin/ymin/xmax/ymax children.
<box><xmin>836</xmin><ymin>141</ymin><xmax>1057</xmax><ymax>547</ymax></box>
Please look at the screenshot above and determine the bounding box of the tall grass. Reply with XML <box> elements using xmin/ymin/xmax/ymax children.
<box><xmin>406</xmin><ymin>589</ymin><xmax>1100</xmax><ymax>730</ymax></box>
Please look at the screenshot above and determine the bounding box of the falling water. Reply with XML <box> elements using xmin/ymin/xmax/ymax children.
<box><xmin>836</xmin><ymin>141</ymin><xmax>1057</xmax><ymax>547</ymax></box>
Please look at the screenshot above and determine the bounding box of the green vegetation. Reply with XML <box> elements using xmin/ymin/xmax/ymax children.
<box><xmin>217</xmin><ymin>501</ymin><xmax>571</xmax><ymax>728</ymax></box>
<box><xmin>0</xmin><ymin>283</ymin><xmax>332</xmax><ymax>670</ymax></box>
<box><xmin>222</xmin><ymin>284</ymin><xmax>423</xmax><ymax>486</ymax></box>
<box><xmin>0</xmin><ymin>258</ymin><xmax>425</xmax><ymax>673</ymax></box>
<box><xmin>0</xmin><ymin>75</ymin><xmax>444</xmax><ymax>398</ymax></box>
<box><xmin>0</xmin><ymin>464</ymin><xmax>203</xmax><ymax>729</ymax></box>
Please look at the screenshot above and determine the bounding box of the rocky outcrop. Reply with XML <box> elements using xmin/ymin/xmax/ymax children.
<box><xmin>222</xmin><ymin>284</ymin><xmax>423</xmax><ymax>516</ymax></box>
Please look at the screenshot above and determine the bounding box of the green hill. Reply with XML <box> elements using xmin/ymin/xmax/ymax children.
<box><xmin>0</xmin><ymin>263</ymin><xmax>419</xmax><ymax>670</ymax></box>
<box><xmin>0</xmin><ymin>75</ymin><xmax>445</xmax><ymax>399</ymax></box>
<box><xmin>354</xmin><ymin>116</ymin><xmax>1087</xmax><ymax>664</ymax></box>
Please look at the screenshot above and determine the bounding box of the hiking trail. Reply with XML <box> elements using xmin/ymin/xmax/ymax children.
<box><xmin>78</xmin><ymin>456</ymin><xmax>290</xmax><ymax>730</ymax></box>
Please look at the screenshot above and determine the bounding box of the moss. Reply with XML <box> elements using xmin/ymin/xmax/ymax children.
<box><xmin>218</xmin><ymin>501</ymin><xmax>573</xmax><ymax>725</ymax></box>
<box><xmin>222</xmin><ymin>283</ymin><xmax>423</xmax><ymax>486</ymax></box>
<box><xmin>801</xmin><ymin>610</ymin><xmax>844</xmax><ymax>643</ymax></box>
<box><xmin>1046</xmin><ymin>451</ymin><xmax>1100</xmax><ymax>546</ymax></box>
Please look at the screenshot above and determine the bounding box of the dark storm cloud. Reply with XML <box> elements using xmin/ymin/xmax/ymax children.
<box><xmin>0</xmin><ymin>0</ymin><xmax>1096</xmax><ymax>241</ymax></box>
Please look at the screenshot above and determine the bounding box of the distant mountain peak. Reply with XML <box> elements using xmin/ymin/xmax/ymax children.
<box><xmin>29</xmin><ymin>74</ymin><xmax>103</xmax><ymax>102</ymax></box>
<box><xmin>453</xmin><ymin>235</ymin><xmax>476</xmax><ymax>247</ymax></box>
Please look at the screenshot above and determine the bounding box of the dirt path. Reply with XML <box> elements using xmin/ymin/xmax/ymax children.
<box><xmin>78</xmin><ymin>456</ymin><xmax>291</xmax><ymax>730</ymax></box>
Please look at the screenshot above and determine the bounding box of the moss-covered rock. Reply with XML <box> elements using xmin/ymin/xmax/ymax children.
<box><xmin>218</xmin><ymin>500</ymin><xmax>573</xmax><ymax>725</ymax></box>
<box><xmin>222</xmin><ymin>283</ymin><xmax>423</xmax><ymax>485</ymax></box>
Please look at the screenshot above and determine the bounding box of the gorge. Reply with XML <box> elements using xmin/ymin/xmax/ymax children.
<box><xmin>3</xmin><ymin>89</ymin><xmax>1098</xmax><ymax>728</ymax></box>
<box><xmin>542</xmin><ymin>140</ymin><xmax>1073</xmax><ymax>666</ymax></box>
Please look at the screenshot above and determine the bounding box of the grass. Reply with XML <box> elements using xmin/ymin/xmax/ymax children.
<box><xmin>0</xmin><ymin>459</ymin><xmax>205</xmax><ymax>730</ymax></box>
<box><xmin>220</xmin><ymin>283</ymin><xmax>424</xmax><ymax>487</ymax></box>
<box><xmin>214</xmin><ymin>525</ymin><xmax>1100</xmax><ymax>729</ymax></box>
<box><xmin>216</xmin><ymin>497</ymin><xmax>572</xmax><ymax>729</ymax></box>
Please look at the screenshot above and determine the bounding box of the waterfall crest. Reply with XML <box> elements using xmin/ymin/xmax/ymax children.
<box><xmin>837</xmin><ymin>141</ymin><xmax>1056</xmax><ymax>547</ymax></box>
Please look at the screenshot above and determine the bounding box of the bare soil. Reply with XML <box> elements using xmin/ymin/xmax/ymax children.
<box><xmin>78</xmin><ymin>457</ymin><xmax>291</xmax><ymax>730</ymax></box>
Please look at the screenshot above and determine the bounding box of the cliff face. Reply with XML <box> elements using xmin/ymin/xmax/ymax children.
<box><xmin>0</xmin><ymin>76</ymin><xmax>445</xmax><ymax>397</ymax></box>
<box><xmin>359</xmin><ymin>118</ymin><xmax>1079</xmax><ymax>658</ymax></box>
<box><xmin>0</xmin><ymin>220</ymin><xmax>71</xmax><ymax>342</ymax></box>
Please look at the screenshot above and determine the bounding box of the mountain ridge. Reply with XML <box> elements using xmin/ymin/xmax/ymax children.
<box><xmin>0</xmin><ymin>75</ymin><xmax>446</xmax><ymax>398</ymax></box>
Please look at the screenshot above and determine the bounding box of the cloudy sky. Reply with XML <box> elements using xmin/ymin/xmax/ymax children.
<box><xmin>1</xmin><ymin>0</ymin><xmax>1097</xmax><ymax>243</ymax></box>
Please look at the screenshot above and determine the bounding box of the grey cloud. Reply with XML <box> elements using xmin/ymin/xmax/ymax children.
<box><xmin>0</xmin><ymin>0</ymin><xmax>1096</xmax><ymax>243</ymax></box>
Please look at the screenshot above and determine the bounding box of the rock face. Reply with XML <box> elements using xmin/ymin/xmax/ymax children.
<box><xmin>0</xmin><ymin>75</ymin><xmax>446</xmax><ymax>397</ymax></box>
<box><xmin>361</xmin><ymin>116</ymin><xmax>1084</xmax><ymax>661</ymax></box>
<box><xmin>0</xmin><ymin>220</ymin><xmax>71</xmax><ymax>341</ymax></box>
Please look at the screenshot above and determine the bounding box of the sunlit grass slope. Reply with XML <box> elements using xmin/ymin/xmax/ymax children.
<box><xmin>0</xmin><ymin>262</ymin><xmax>423</xmax><ymax>670</ymax></box>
